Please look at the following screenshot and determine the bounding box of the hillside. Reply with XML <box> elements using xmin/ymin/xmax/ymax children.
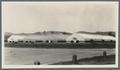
<box><xmin>4</xmin><ymin>31</ymin><xmax>115</xmax><ymax>42</ymax></box>
<box><xmin>77</xmin><ymin>31</ymin><xmax>115</xmax><ymax>37</ymax></box>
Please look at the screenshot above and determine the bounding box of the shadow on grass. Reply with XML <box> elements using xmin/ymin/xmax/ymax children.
<box><xmin>51</xmin><ymin>55</ymin><xmax>115</xmax><ymax>65</ymax></box>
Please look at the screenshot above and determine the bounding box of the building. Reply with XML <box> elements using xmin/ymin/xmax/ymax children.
<box><xmin>66</xmin><ymin>32</ymin><xmax>115</xmax><ymax>43</ymax></box>
<box><xmin>8</xmin><ymin>31</ymin><xmax>71</xmax><ymax>43</ymax></box>
<box><xmin>7</xmin><ymin>31</ymin><xmax>115</xmax><ymax>43</ymax></box>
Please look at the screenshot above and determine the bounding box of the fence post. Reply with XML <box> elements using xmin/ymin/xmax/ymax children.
<box><xmin>103</xmin><ymin>51</ymin><xmax>107</xmax><ymax>57</ymax></box>
<box><xmin>72</xmin><ymin>54</ymin><xmax>78</xmax><ymax>64</ymax></box>
<box><xmin>103</xmin><ymin>51</ymin><xmax>107</xmax><ymax>60</ymax></box>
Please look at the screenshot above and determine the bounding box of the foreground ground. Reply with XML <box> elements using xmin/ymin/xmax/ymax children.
<box><xmin>52</xmin><ymin>55</ymin><xmax>115</xmax><ymax>65</ymax></box>
<box><xmin>5</xmin><ymin>47</ymin><xmax>115</xmax><ymax>65</ymax></box>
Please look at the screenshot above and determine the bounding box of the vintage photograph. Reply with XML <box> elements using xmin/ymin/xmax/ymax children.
<box><xmin>2</xmin><ymin>1</ymin><xmax>118</xmax><ymax>68</ymax></box>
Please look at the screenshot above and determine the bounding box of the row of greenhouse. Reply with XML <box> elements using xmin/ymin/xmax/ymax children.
<box><xmin>7</xmin><ymin>32</ymin><xmax>115</xmax><ymax>43</ymax></box>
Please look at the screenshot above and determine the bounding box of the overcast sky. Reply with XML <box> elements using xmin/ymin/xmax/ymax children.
<box><xmin>2</xmin><ymin>2</ymin><xmax>118</xmax><ymax>33</ymax></box>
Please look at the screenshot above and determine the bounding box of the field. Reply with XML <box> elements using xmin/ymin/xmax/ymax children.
<box><xmin>4</xmin><ymin>47</ymin><xmax>115</xmax><ymax>65</ymax></box>
<box><xmin>52</xmin><ymin>55</ymin><xmax>115</xmax><ymax>65</ymax></box>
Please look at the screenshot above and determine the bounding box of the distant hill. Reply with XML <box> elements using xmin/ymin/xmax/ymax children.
<box><xmin>77</xmin><ymin>31</ymin><xmax>115</xmax><ymax>37</ymax></box>
<box><xmin>5</xmin><ymin>31</ymin><xmax>115</xmax><ymax>42</ymax></box>
<box><xmin>95</xmin><ymin>31</ymin><xmax>115</xmax><ymax>37</ymax></box>
<box><xmin>33</xmin><ymin>31</ymin><xmax>72</xmax><ymax>35</ymax></box>
<box><xmin>13</xmin><ymin>31</ymin><xmax>72</xmax><ymax>35</ymax></box>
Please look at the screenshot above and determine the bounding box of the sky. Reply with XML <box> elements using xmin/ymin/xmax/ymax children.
<box><xmin>2</xmin><ymin>2</ymin><xmax>118</xmax><ymax>33</ymax></box>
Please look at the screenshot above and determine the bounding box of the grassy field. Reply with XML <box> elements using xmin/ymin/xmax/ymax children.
<box><xmin>4</xmin><ymin>47</ymin><xmax>115</xmax><ymax>65</ymax></box>
<box><xmin>52</xmin><ymin>55</ymin><xmax>115</xmax><ymax>65</ymax></box>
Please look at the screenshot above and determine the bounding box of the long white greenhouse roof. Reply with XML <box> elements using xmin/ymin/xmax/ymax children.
<box><xmin>8</xmin><ymin>34</ymin><xmax>70</xmax><ymax>41</ymax></box>
<box><xmin>66</xmin><ymin>33</ymin><xmax>115</xmax><ymax>41</ymax></box>
<box><xmin>7</xmin><ymin>32</ymin><xmax>115</xmax><ymax>42</ymax></box>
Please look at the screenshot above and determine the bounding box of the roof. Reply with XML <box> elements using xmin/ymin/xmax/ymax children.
<box><xmin>8</xmin><ymin>34</ymin><xmax>70</xmax><ymax>41</ymax></box>
<box><xmin>66</xmin><ymin>33</ymin><xmax>115</xmax><ymax>41</ymax></box>
<box><xmin>7</xmin><ymin>31</ymin><xmax>115</xmax><ymax>42</ymax></box>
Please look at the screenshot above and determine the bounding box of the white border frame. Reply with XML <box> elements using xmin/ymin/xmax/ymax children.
<box><xmin>1</xmin><ymin>1</ymin><xmax>119</xmax><ymax>69</ymax></box>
